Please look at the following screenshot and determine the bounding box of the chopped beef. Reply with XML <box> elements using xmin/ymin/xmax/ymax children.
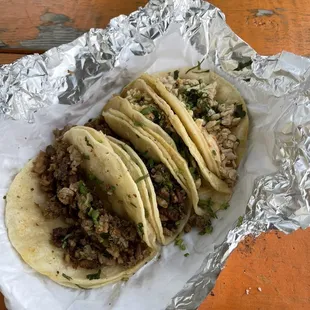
<box><xmin>32</xmin><ymin>129</ymin><xmax>150</xmax><ymax>270</ymax></box>
<box><xmin>145</xmin><ymin>161</ymin><xmax>187</xmax><ymax>237</ymax></box>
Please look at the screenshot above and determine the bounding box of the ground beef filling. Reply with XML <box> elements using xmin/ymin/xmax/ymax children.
<box><xmin>32</xmin><ymin>132</ymin><xmax>150</xmax><ymax>269</ymax></box>
<box><xmin>143</xmin><ymin>160</ymin><xmax>187</xmax><ymax>237</ymax></box>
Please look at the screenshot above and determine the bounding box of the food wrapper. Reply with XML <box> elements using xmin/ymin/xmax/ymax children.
<box><xmin>1</xmin><ymin>0</ymin><xmax>310</xmax><ymax>309</ymax></box>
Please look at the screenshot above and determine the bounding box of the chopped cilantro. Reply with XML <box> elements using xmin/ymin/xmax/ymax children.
<box><xmin>82</xmin><ymin>153</ymin><xmax>90</xmax><ymax>160</ymax></box>
<box><xmin>234</xmin><ymin>104</ymin><xmax>246</xmax><ymax>119</ymax></box>
<box><xmin>140</xmin><ymin>106</ymin><xmax>155</xmax><ymax>115</ymax></box>
<box><xmin>237</xmin><ymin>216</ymin><xmax>243</xmax><ymax>227</ymax></box>
<box><xmin>135</xmin><ymin>174</ymin><xmax>149</xmax><ymax>184</ymax></box>
<box><xmin>184</xmin><ymin>253</ymin><xmax>190</xmax><ymax>257</ymax></box>
<box><xmin>199</xmin><ymin>225</ymin><xmax>213</xmax><ymax>235</ymax></box>
<box><xmin>212</xmin><ymin>150</ymin><xmax>217</xmax><ymax>156</ymax></box>
<box><xmin>175</xmin><ymin>220</ymin><xmax>181</xmax><ymax>226</ymax></box>
<box><xmin>174</xmin><ymin>236</ymin><xmax>186</xmax><ymax>251</ymax></box>
<box><xmin>86</xmin><ymin>269</ymin><xmax>101</xmax><ymax>280</ymax></box>
<box><xmin>220</xmin><ymin>202</ymin><xmax>230</xmax><ymax>210</ymax></box>
<box><xmin>173</xmin><ymin>70</ymin><xmax>179</xmax><ymax>80</ymax></box>
<box><xmin>3</xmin><ymin>196</ymin><xmax>6</xmax><ymax>200</ymax></box>
<box><xmin>192</xmin><ymin>70</ymin><xmax>210</xmax><ymax>74</ymax></box>
<box><xmin>137</xmin><ymin>223</ymin><xmax>144</xmax><ymax>237</ymax></box>
<box><xmin>185</xmin><ymin>58</ymin><xmax>205</xmax><ymax>74</ymax></box>
<box><xmin>78</xmin><ymin>181</ymin><xmax>88</xmax><ymax>195</ymax></box>
<box><xmin>62</xmin><ymin>273</ymin><xmax>72</xmax><ymax>281</ymax></box>
<box><xmin>88</xmin><ymin>208</ymin><xmax>100</xmax><ymax>224</ymax></box>
<box><xmin>85</xmin><ymin>136</ymin><xmax>93</xmax><ymax>148</ymax></box>
<box><xmin>122</xmin><ymin>276</ymin><xmax>129</xmax><ymax>282</ymax></box>
<box><xmin>148</xmin><ymin>158</ymin><xmax>155</xmax><ymax>168</ymax></box>
<box><xmin>198</xmin><ymin>198</ymin><xmax>217</xmax><ymax>219</ymax></box>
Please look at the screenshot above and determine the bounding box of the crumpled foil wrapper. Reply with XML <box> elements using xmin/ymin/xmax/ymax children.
<box><xmin>2</xmin><ymin>0</ymin><xmax>310</xmax><ymax>309</ymax></box>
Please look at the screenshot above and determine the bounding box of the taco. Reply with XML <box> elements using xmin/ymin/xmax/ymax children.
<box><xmin>5</xmin><ymin>126</ymin><xmax>157</xmax><ymax>289</ymax></box>
<box><xmin>104</xmin><ymin>80</ymin><xmax>232</xmax><ymax>216</ymax></box>
<box><xmin>140</xmin><ymin>68</ymin><xmax>249</xmax><ymax>209</ymax></box>
<box><xmin>92</xmin><ymin>112</ymin><xmax>193</xmax><ymax>245</ymax></box>
<box><xmin>141</xmin><ymin>68</ymin><xmax>249</xmax><ymax>184</ymax></box>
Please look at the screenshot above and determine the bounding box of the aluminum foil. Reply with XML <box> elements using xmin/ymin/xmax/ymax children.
<box><xmin>1</xmin><ymin>0</ymin><xmax>310</xmax><ymax>309</ymax></box>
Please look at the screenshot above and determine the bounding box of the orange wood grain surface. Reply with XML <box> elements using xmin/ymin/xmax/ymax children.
<box><xmin>1</xmin><ymin>1</ymin><xmax>310</xmax><ymax>310</ymax></box>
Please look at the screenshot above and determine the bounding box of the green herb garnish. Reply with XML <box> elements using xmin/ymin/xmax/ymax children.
<box><xmin>185</xmin><ymin>58</ymin><xmax>205</xmax><ymax>74</ymax></box>
<box><xmin>140</xmin><ymin>106</ymin><xmax>155</xmax><ymax>115</ymax></box>
<box><xmin>175</xmin><ymin>236</ymin><xmax>186</xmax><ymax>251</ymax></box>
<box><xmin>3</xmin><ymin>196</ymin><xmax>6</xmax><ymax>200</ymax></box>
<box><xmin>85</xmin><ymin>136</ymin><xmax>93</xmax><ymax>148</ymax></box>
<box><xmin>86</xmin><ymin>269</ymin><xmax>101</xmax><ymax>280</ymax></box>
<box><xmin>234</xmin><ymin>104</ymin><xmax>246</xmax><ymax>119</ymax></box>
<box><xmin>135</xmin><ymin>174</ymin><xmax>149</xmax><ymax>184</ymax></box>
<box><xmin>220</xmin><ymin>202</ymin><xmax>230</xmax><ymax>210</ymax></box>
<box><xmin>212</xmin><ymin>150</ymin><xmax>217</xmax><ymax>156</ymax></box>
<box><xmin>62</xmin><ymin>273</ymin><xmax>72</xmax><ymax>281</ymax></box>
<box><xmin>198</xmin><ymin>198</ymin><xmax>217</xmax><ymax>219</ymax></box>
<box><xmin>237</xmin><ymin>216</ymin><xmax>243</xmax><ymax>227</ymax></box>
<box><xmin>78</xmin><ymin>181</ymin><xmax>88</xmax><ymax>195</ymax></box>
<box><xmin>148</xmin><ymin>158</ymin><xmax>155</xmax><ymax>168</ymax></box>
<box><xmin>173</xmin><ymin>70</ymin><xmax>179</xmax><ymax>80</ymax></box>
<box><xmin>184</xmin><ymin>253</ymin><xmax>190</xmax><ymax>257</ymax></box>
<box><xmin>192</xmin><ymin>70</ymin><xmax>210</xmax><ymax>74</ymax></box>
<box><xmin>137</xmin><ymin>223</ymin><xmax>144</xmax><ymax>237</ymax></box>
<box><xmin>88</xmin><ymin>208</ymin><xmax>100</xmax><ymax>224</ymax></box>
<box><xmin>199</xmin><ymin>225</ymin><xmax>213</xmax><ymax>235</ymax></box>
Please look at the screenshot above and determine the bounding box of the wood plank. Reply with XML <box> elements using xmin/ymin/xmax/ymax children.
<box><xmin>200</xmin><ymin>229</ymin><xmax>310</xmax><ymax>310</ymax></box>
<box><xmin>0</xmin><ymin>0</ymin><xmax>148</xmax><ymax>50</ymax></box>
<box><xmin>0</xmin><ymin>0</ymin><xmax>310</xmax><ymax>55</ymax></box>
<box><xmin>0</xmin><ymin>53</ymin><xmax>24</xmax><ymax>65</ymax></box>
<box><xmin>213</xmin><ymin>0</ymin><xmax>310</xmax><ymax>56</ymax></box>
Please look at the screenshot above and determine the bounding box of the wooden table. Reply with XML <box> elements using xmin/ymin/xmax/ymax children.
<box><xmin>1</xmin><ymin>1</ymin><xmax>310</xmax><ymax>309</ymax></box>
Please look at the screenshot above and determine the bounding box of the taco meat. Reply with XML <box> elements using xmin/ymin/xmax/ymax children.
<box><xmin>32</xmin><ymin>130</ymin><xmax>150</xmax><ymax>269</ymax></box>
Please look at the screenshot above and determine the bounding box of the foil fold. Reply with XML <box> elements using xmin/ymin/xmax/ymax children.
<box><xmin>1</xmin><ymin>1</ymin><xmax>310</xmax><ymax>309</ymax></box>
